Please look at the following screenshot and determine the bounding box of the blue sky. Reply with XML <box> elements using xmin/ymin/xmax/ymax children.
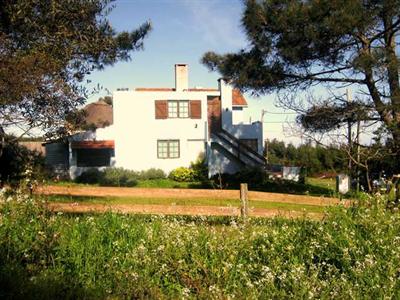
<box><xmin>87</xmin><ymin>0</ymin><xmax>299</xmax><ymax>143</ymax></box>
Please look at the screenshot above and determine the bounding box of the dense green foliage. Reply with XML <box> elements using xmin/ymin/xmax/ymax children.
<box><xmin>169</xmin><ymin>155</ymin><xmax>209</xmax><ymax>182</ymax></box>
<box><xmin>168</xmin><ymin>167</ymin><xmax>196</xmax><ymax>182</ymax></box>
<box><xmin>266</xmin><ymin>139</ymin><xmax>347</xmax><ymax>175</ymax></box>
<box><xmin>0</xmin><ymin>139</ymin><xmax>45</xmax><ymax>185</ymax></box>
<box><xmin>75</xmin><ymin>167</ymin><xmax>166</xmax><ymax>187</ymax></box>
<box><xmin>1</xmin><ymin>191</ymin><xmax>399</xmax><ymax>298</ymax></box>
<box><xmin>0</xmin><ymin>0</ymin><xmax>150</xmax><ymax>146</ymax></box>
<box><xmin>202</xmin><ymin>0</ymin><xmax>400</xmax><ymax>170</ymax></box>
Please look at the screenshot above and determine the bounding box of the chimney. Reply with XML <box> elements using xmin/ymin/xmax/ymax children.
<box><xmin>175</xmin><ymin>64</ymin><xmax>188</xmax><ymax>91</ymax></box>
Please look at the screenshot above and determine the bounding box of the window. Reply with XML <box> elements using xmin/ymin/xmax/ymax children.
<box><xmin>155</xmin><ymin>100</ymin><xmax>201</xmax><ymax>119</ymax></box>
<box><xmin>76</xmin><ymin>149</ymin><xmax>111</xmax><ymax>167</ymax></box>
<box><xmin>178</xmin><ymin>101</ymin><xmax>189</xmax><ymax>118</ymax></box>
<box><xmin>168</xmin><ymin>100</ymin><xmax>189</xmax><ymax>118</ymax></box>
<box><xmin>168</xmin><ymin>101</ymin><xmax>178</xmax><ymax>118</ymax></box>
<box><xmin>157</xmin><ymin>140</ymin><xmax>180</xmax><ymax>159</ymax></box>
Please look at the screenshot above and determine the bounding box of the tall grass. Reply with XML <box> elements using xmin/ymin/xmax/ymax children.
<box><xmin>0</xmin><ymin>190</ymin><xmax>399</xmax><ymax>299</ymax></box>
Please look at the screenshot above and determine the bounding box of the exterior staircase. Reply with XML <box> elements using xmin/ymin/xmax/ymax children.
<box><xmin>210</xmin><ymin>129</ymin><xmax>266</xmax><ymax>168</ymax></box>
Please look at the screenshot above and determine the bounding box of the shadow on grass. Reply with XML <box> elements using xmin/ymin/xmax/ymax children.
<box><xmin>0</xmin><ymin>262</ymin><xmax>100</xmax><ymax>300</ymax></box>
<box><xmin>252</xmin><ymin>180</ymin><xmax>335</xmax><ymax>197</ymax></box>
<box><xmin>201</xmin><ymin>177</ymin><xmax>334</xmax><ymax>197</ymax></box>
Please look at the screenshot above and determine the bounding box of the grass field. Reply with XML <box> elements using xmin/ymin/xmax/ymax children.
<box><xmin>45</xmin><ymin>194</ymin><xmax>326</xmax><ymax>214</ymax></box>
<box><xmin>1</xmin><ymin>191</ymin><xmax>399</xmax><ymax>299</ymax></box>
<box><xmin>51</xmin><ymin>176</ymin><xmax>338</xmax><ymax>197</ymax></box>
<box><xmin>307</xmin><ymin>177</ymin><xmax>336</xmax><ymax>191</ymax></box>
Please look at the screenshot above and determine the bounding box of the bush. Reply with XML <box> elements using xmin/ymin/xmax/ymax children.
<box><xmin>210</xmin><ymin>167</ymin><xmax>266</xmax><ymax>189</ymax></box>
<box><xmin>101</xmin><ymin>168</ymin><xmax>138</xmax><ymax>187</ymax></box>
<box><xmin>138</xmin><ymin>168</ymin><xmax>166</xmax><ymax>180</ymax></box>
<box><xmin>76</xmin><ymin>168</ymin><xmax>138</xmax><ymax>187</ymax></box>
<box><xmin>190</xmin><ymin>154</ymin><xmax>208</xmax><ymax>181</ymax></box>
<box><xmin>234</xmin><ymin>167</ymin><xmax>266</xmax><ymax>186</ymax></box>
<box><xmin>168</xmin><ymin>154</ymin><xmax>209</xmax><ymax>183</ymax></box>
<box><xmin>75</xmin><ymin>168</ymin><xmax>104</xmax><ymax>185</ymax></box>
<box><xmin>75</xmin><ymin>168</ymin><xmax>167</xmax><ymax>187</ymax></box>
<box><xmin>169</xmin><ymin>167</ymin><xmax>196</xmax><ymax>182</ymax></box>
<box><xmin>0</xmin><ymin>138</ymin><xmax>45</xmax><ymax>186</ymax></box>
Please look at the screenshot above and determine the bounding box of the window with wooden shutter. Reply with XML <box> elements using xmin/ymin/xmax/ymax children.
<box><xmin>155</xmin><ymin>100</ymin><xmax>168</xmax><ymax>119</ymax></box>
<box><xmin>190</xmin><ymin>100</ymin><xmax>201</xmax><ymax>119</ymax></box>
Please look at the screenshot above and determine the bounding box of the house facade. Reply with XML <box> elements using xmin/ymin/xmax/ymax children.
<box><xmin>45</xmin><ymin>64</ymin><xmax>265</xmax><ymax>179</ymax></box>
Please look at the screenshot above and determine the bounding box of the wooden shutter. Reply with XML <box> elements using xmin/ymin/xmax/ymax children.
<box><xmin>155</xmin><ymin>100</ymin><xmax>168</xmax><ymax>119</ymax></box>
<box><xmin>190</xmin><ymin>100</ymin><xmax>201</xmax><ymax>119</ymax></box>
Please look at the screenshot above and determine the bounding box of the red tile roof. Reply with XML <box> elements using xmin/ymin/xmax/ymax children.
<box><xmin>188</xmin><ymin>88</ymin><xmax>219</xmax><ymax>92</ymax></box>
<box><xmin>134</xmin><ymin>87</ymin><xmax>247</xmax><ymax>105</ymax></box>
<box><xmin>71</xmin><ymin>140</ymin><xmax>115</xmax><ymax>149</ymax></box>
<box><xmin>135</xmin><ymin>88</ymin><xmax>219</xmax><ymax>92</ymax></box>
<box><xmin>232</xmin><ymin>89</ymin><xmax>248</xmax><ymax>106</ymax></box>
<box><xmin>135</xmin><ymin>88</ymin><xmax>175</xmax><ymax>92</ymax></box>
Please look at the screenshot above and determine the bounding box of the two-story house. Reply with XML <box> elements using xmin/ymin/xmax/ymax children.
<box><xmin>45</xmin><ymin>64</ymin><xmax>265</xmax><ymax>179</ymax></box>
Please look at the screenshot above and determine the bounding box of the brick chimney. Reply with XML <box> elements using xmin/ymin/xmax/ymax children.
<box><xmin>175</xmin><ymin>64</ymin><xmax>188</xmax><ymax>91</ymax></box>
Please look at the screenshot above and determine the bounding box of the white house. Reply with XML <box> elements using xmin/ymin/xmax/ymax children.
<box><xmin>45</xmin><ymin>64</ymin><xmax>265</xmax><ymax>179</ymax></box>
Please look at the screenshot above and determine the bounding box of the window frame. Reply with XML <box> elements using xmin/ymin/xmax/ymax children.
<box><xmin>167</xmin><ymin>100</ymin><xmax>189</xmax><ymax>119</ymax></box>
<box><xmin>157</xmin><ymin>139</ymin><xmax>180</xmax><ymax>159</ymax></box>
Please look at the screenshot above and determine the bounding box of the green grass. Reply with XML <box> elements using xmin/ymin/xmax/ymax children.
<box><xmin>307</xmin><ymin>177</ymin><xmax>336</xmax><ymax>191</ymax></box>
<box><xmin>45</xmin><ymin>194</ymin><xmax>325</xmax><ymax>213</ymax></box>
<box><xmin>1</xmin><ymin>192</ymin><xmax>399</xmax><ymax>299</ymax></box>
<box><xmin>48</xmin><ymin>176</ymin><xmax>337</xmax><ymax>197</ymax></box>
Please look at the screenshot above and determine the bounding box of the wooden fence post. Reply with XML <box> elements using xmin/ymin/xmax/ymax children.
<box><xmin>240</xmin><ymin>183</ymin><xmax>249</xmax><ymax>219</ymax></box>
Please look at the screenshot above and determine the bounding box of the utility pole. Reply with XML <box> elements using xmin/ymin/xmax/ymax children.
<box><xmin>261</xmin><ymin>109</ymin><xmax>268</xmax><ymax>164</ymax></box>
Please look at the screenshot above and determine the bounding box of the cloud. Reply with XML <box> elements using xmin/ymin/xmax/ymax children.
<box><xmin>181</xmin><ymin>0</ymin><xmax>246</xmax><ymax>50</ymax></box>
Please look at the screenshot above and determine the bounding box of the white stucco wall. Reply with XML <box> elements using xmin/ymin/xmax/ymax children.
<box><xmin>220</xmin><ymin>79</ymin><xmax>233</xmax><ymax>129</ymax></box>
<box><xmin>207</xmin><ymin>143</ymin><xmax>242</xmax><ymax>177</ymax></box>
<box><xmin>112</xmin><ymin>89</ymin><xmax>219</xmax><ymax>173</ymax></box>
<box><xmin>232</xmin><ymin>107</ymin><xmax>244</xmax><ymax>124</ymax></box>
<box><xmin>219</xmin><ymin>80</ymin><xmax>263</xmax><ymax>154</ymax></box>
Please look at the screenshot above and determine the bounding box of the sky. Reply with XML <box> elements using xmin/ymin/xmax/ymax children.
<box><xmin>87</xmin><ymin>0</ymin><xmax>300</xmax><ymax>144</ymax></box>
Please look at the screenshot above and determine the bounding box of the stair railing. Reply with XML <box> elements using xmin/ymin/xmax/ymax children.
<box><xmin>218</xmin><ymin>129</ymin><xmax>266</xmax><ymax>164</ymax></box>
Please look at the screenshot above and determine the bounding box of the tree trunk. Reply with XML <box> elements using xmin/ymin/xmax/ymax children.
<box><xmin>383</xmin><ymin>13</ymin><xmax>400</xmax><ymax>172</ymax></box>
<box><xmin>0</xmin><ymin>126</ymin><xmax>5</xmax><ymax>160</ymax></box>
<box><xmin>365</xmin><ymin>166</ymin><xmax>372</xmax><ymax>193</ymax></box>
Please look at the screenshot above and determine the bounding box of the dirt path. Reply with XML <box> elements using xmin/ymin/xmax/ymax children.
<box><xmin>47</xmin><ymin>202</ymin><xmax>324</xmax><ymax>220</ymax></box>
<box><xmin>38</xmin><ymin>185</ymin><xmax>344</xmax><ymax>206</ymax></box>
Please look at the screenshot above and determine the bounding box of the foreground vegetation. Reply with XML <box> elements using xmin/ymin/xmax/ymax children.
<box><xmin>1</xmin><ymin>190</ymin><xmax>399</xmax><ymax>299</ymax></box>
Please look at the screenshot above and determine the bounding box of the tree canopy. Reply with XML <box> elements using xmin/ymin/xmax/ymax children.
<box><xmin>202</xmin><ymin>0</ymin><xmax>400</xmax><ymax>166</ymax></box>
<box><xmin>0</xmin><ymin>0</ymin><xmax>151</xmax><ymax>143</ymax></box>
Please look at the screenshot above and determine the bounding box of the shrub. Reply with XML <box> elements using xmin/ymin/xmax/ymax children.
<box><xmin>75</xmin><ymin>168</ymin><xmax>103</xmax><ymax>185</ymax></box>
<box><xmin>0</xmin><ymin>138</ymin><xmax>45</xmax><ymax>186</ymax></box>
<box><xmin>75</xmin><ymin>168</ymin><xmax>138</xmax><ymax>187</ymax></box>
<box><xmin>190</xmin><ymin>154</ymin><xmax>208</xmax><ymax>181</ymax></box>
<box><xmin>138</xmin><ymin>168</ymin><xmax>166</xmax><ymax>180</ymax></box>
<box><xmin>210</xmin><ymin>167</ymin><xmax>266</xmax><ymax>189</ymax></box>
<box><xmin>169</xmin><ymin>167</ymin><xmax>195</xmax><ymax>182</ymax></box>
<box><xmin>101</xmin><ymin>168</ymin><xmax>138</xmax><ymax>187</ymax></box>
<box><xmin>235</xmin><ymin>167</ymin><xmax>266</xmax><ymax>186</ymax></box>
